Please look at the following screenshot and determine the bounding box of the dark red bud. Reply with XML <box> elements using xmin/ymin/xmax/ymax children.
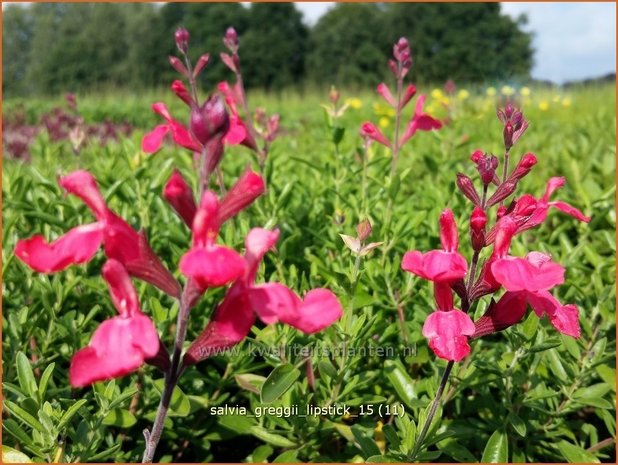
<box><xmin>223</xmin><ymin>26</ymin><xmax>239</xmax><ymax>52</ymax></box>
<box><xmin>456</xmin><ymin>173</ymin><xmax>481</xmax><ymax>206</ymax></box>
<box><xmin>171</xmin><ymin>80</ymin><xmax>192</xmax><ymax>106</ymax></box>
<box><xmin>193</xmin><ymin>54</ymin><xmax>210</xmax><ymax>78</ymax></box>
<box><xmin>509</xmin><ymin>152</ymin><xmax>538</xmax><ymax>181</ymax></box>
<box><xmin>169</xmin><ymin>56</ymin><xmax>189</xmax><ymax>78</ymax></box>
<box><xmin>356</xmin><ymin>220</ymin><xmax>372</xmax><ymax>242</ymax></box>
<box><xmin>175</xmin><ymin>27</ymin><xmax>190</xmax><ymax>54</ymax></box>
<box><xmin>470</xmin><ymin>207</ymin><xmax>487</xmax><ymax>252</ymax></box>
<box><xmin>470</xmin><ymin>149</ymin><xmax>483</xmax><ymax>163</ymax></box>
<box><xmin>217</xmin><ymin>170</ymin><xmax>265</xmax><ymax>224</ymax></box>
<box><xmin>190</xmin><ymin>95</ymin><xmax>230</xmax><ymax>146</ymax></box>
<box><xmin>487</xmin><ymin>180</ymin><xmax>517</xmax><ymax>207</ymax></box>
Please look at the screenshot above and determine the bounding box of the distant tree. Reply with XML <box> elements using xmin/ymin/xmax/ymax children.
<box><xmin>240</xmin><ymin>3</ymin><xmax>308</xmax><ymax>89</ymax></box>
<box><xmin>3</xmin><ymin>5</ymin><xmax>35</xmax><ymax>96</ymax></box>
<box><xmin>306</xmin><ymin>3</ymin><xmax>389</xmax><ymax>87</ymax></box>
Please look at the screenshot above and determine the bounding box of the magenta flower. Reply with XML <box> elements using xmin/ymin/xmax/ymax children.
<box><xmin>183</xmin><ymin>228</ymin><xmax>343</xmax><ymax>365</ymax></box>
<box><xmin>360</xmin><ymin>122</ymin><xmax>392</xmax><ymax>148</ymax></box>
<box><xmin>69</xmin><ymin>259</ymin><xmax>160</xmax><ymax>387</ymax></box>
<box><xmin>15</xmin><ymin>170</ymin><xmax>180</xmax><ymax>297</ymax></box>
<box><xmin>179</xmin><ymin>192</ymin><xmax>246</xmax><ymax>290</ymax></box>
<box><xmin>422</xmin><ymin>282</ymin><xmax>475</xmax><ymax>361</ymax></box>
<box><xmin>491</xmin><ymin>251</ymin><xmax>565</xmax><ymax>292</ymax></box>
<box><xmin>402</xmin><ymin>209</ymin><xmax>467</xmax><ymax>283</ymax></box>
<box><xmin>398</xmin><ymin>95</ymin><xmax>443</xmax><ymax>147</ymax></box>
<box><xmin>163</xmin><ymin>169</ymin><xmax>197</xmax><ymax>228</ymax></box>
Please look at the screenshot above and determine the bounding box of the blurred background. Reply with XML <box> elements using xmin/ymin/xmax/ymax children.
<box><xmin>2</xmin><ymin>2</ymin><xmax>616</xmax><ymax>97</ymax></box>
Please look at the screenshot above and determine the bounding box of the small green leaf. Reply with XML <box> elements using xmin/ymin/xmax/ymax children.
<box><xmin>556</xmin><ymin>440</ymin><xmax>600</xmax><ymax>463</ymax></box>
<box><xmin>251</xmin><ymin>444</ymin><xmax>273</xmax><ymax>462</ymax></box>
<box><xmin>102</xmin><ymin>409</ymin><xmax>137</xmax><ymax>428</ymax></box>
<box><xmin>317</xmin><ymin>360</ymin><xmax>338</xmax><ymax>380</ymax></box>
<box><xmin>234</xmin><ymin>373</ymin><xmax>266</xmax><ymax>394</ymax></box>
<box><xmin>153</xmin><ymin>379</ymin><xmax>190</xmax><ymax>417</ymax></box>
<box><xmin>273</xmin><ymin>450</ymin><xmax>299</xmax><ymax>463</ymax></box>
<box><xmin>58</xmin><ymin>399</ymin><xmax>87</xmax><ymax>430</ymax></box>
<box><xmin>481</xmin><ymin>429</ymin><xmax>508</xmax><ymax>463</ymax></box>
<box><xmin>384</xmin><ymin>360</ymin><xmax>423</xmax><ymax>409</ymax></box>
<box><xmin>508</xmin><ymin>413</ymin><xmax>527</xmax><ymax>437</ymax></box>
<box><xmin>2</xmin><ymin>445</ymin><xmax>33</xmax><ymax>463</ymax></box>
<box><xmin>3</xmin><ymin>400</ymin><xmax>45</xmax><ymax>433</ymax></box>
<box><xmin>260</xmin><ymin>364</ymin><xmax>300</xmax><ymax>404</ymax></box>
<box><xmin>16</xmin><ymin>352</ymin><xmax>38</xmax><ymax>400</ymax></box>
<box><xmin>37</xmin><ymin>363</ymin><xmax>55</xmax><ymax>401</ymax></box>
<box><xmin>351</xmin><ymin>425</ymin><xmax>381</xmax><ymax>458</ymax></box>
<box><xmin>249</xmin><ymin>426</ymin><xmax>296</xmax><ymax>448</ymax></box>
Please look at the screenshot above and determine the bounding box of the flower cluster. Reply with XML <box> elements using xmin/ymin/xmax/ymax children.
<box><xmin>360</xmin><ymin>38</ymin><xmax>442</xmax><ymax>156</ymax></box>
<box><xmin>15</xmin><ymin>27</ymin><xmax>342</xmax><ymax>392</ymax></box>
<box><xmin>402</xmin><ymin>104</ymin><xmax>590</xmax><ymax>361</ymax></box>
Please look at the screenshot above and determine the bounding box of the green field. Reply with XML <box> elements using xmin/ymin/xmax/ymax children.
<box><xmin>2</xmin><ymin>84</ymin><xmax>616</xmax><ymax>463</ymax></box>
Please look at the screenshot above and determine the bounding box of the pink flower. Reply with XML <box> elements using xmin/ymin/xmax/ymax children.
<box><xmin>217</xmin><ymin>81</ymin><xmax>254</xmax><ymax>148</ymax></box>
<box><xmin>491</xmin><ymin>251</ymin><xmax>565</xmax><ymax>292</ymax></box>
<box><xmin>422</xmin><ymin>282</ymin><xmax>475</xmax><ymax>361</ymax></box>
<box><xmin>377</xmin><ymin>83</ymin><xmax>396</xmax><ymax>107</ymax></box>
<box><xmin>163</xmin><ymin>169</ymin><xmax>197</xmax><ymax>227</ymax></box>
<box><xmin>402</xmin><ymin>209</ymin><xmax>467</xmax><ymax>283</ymax></box>
<box><xmin>398</xmin><ymin>95</ymin><xmax>442</xmax><ymax>147</ymax></box>
<box><xmin>183</xmin><ymin>228</ymin><xmax>343</xmax><ymax>365</ymax></box>
<box><xmin>142</xmin><ymin>102</ymin><xmax>201</xmax><ymax>154</ymax></box>
<box><xmin>15</xmin><ymin>170</ymin><xmax>180</xmax><ymax>297</ymax></box>
<box><xmin>473</xmin><ymin>290</ymin><xmax>580</xmax><ymax>339</ymax></box>
<box><xmin>360</xmin><ymin>122</ymin><xmax>391</xmax><ymax>148</ymax></box>
<box><xmin>179</xmin><ymin>192</ymin><xmax>246</xmax><ymax>290</ymax></box>
<box><xmin>69</xmin><ymin>260</ymin><xmax>160</xmax><ymax>387</ymax></box>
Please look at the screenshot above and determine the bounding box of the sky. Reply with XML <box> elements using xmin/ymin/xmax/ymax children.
<box><xmin>295</xmin><ymin>1</ymin><xmax>616</xmax><ymax>84</ymax></box>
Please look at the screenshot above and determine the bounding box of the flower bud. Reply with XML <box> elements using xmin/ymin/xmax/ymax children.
<box><xmin>356</xmin><ymin>220</ymin><xmax>372</xmax><ymax>242</ymax></box>
<box><xmin>193</xmin><ymin>53</ymin><xmax>210</xmax><ymax>78</ymax></box>
<box><xmin>509</xmin><ymin>152</ymin><xmax>537</xmax><ymax>181</ymax></box>
<box><xmin>220</xmin><ymin>52</ymin><xmax>237</xmax><ymax>73</ymax></box>
<box><xmin>175</xmin><ymin>27</ymin><xmax>190</xmax><ymax>54</ymax></box>
<box><xmin>400</xmin><ymin>84</ymin><xmax>417</xmax><ymax>110</ymax></box>
<box><xmin>265</xmin><ymin>114</ymin><xmax>280</xmax><ymax>143</ymax></box>
<box><xmin>456</xmin><ymin>173</ymin><xmax>481</xmax><ymax>206</ymax></box>
<box><xmin>393</xmin><ymin>37</ymin><xmax>410</xmax><ymax>62</ymax></box>
<box><xmin>169</xmin><ymin>56</ymin><xmax>189</xmax><ymax>77</ymax></box>
<box><xmin>329</xmin><ymin>86</ymin><xmax>340</xmax><ymax>105</ymax></box>
<box><xmin>223</xmin><ymin>27</ymin><xmax>239</xmax><ymax>52</ymax></box>
<box><xmin>487</xmin><ymin>179</ymin><xmax>517</xmax><ymax>207</ymax></box>
<box><xmin>190</xmin><ymin>94</ymin><xmax>230</xmax><ymax>146</ymax></box>
<box><xmin>218</xmin><ymin>170</ymin><xmax>265</xmax><ymax>224</ymax></box>
<box><xmin>439</xmin><ymin>209</ymin><xmax>458</xmax><ymax>252</ymax></box>
<box><xmin>471</xmin><ymin>150</ymin><xmax>498</xmax><ymax>186</ymax></box>
<box><xmin>470</xmin><ymin>207</ymin><xmax>487</xmax><ymax>252</ymax></box>
<box><xmin>164</xmin><ymin>169</ymin><xmax>197</xmax><ymax>227</ymax></box>
<box><xmin>171</xmin><ymin>80</ymin><xmax>192</xmax><ymax>106</ymax></box>
<box><xmin>388</xmin><ymin>59</ymin><xmax>398</xmax><ymax>77</ymax></box>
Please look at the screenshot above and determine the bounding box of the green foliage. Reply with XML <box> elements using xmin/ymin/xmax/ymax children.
<box><xmin>2</xmin><ymin>84</ymin><xmax>615</xmax><ymax>462</ymax></box>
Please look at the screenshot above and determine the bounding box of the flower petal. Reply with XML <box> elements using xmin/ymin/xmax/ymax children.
<box><xmin>142</xmin><ymin>124</ymin><xmax>169</xmax><ymax>154</ymax></box>
<box><xmin>289</xmin><ymin>288</ymin><xmax>343</xmax><ymax>334</ymax></box>
<box><xmin>491</xmin><ymin>256</ymin><xmax>564</xmax><ymax>292</ymax></box>
<box><xmin>179</xmin><ymin>246</ymin><xmax>246</xmax><ymax>289</ymax></box>
<box><xmin>15</xmin><ymin>223</ymin><xmax>104</xmax><ymax>273</ymax></box>
<box><xmin>526</xmin><ymin>290</ymin><xmax>580</xmax><ymax>338</ymax></box>
<box><xmin>249</xmin><ymin>282</ymin><xmax>301</xmax><ymax>325</ymax></box>
<box><xmin>59</xmin><ymin>170</ymin><xmax>108</xmax><ymax>220</ymax></box>
<box><xmin>422</xmin><ymin>310</ymin><xmax>475</xmax><ymax>361</ymax></box>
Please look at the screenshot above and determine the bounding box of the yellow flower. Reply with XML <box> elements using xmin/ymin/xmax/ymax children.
<box><xmin>374</xmin><ymin>421</ymin><xmax>386</xmax><ymax>453</ymax></box>
<box><xmin>486</xmin><ymin>87</ymin><xmax>497</xmax><ymax>96</ymax></box>
<box><xmin>345</xmin><ymin>97</ymin><xmax>362</xmax><ymax>109</ymax></box>
<box><xmin>520</xmin><ymin>87</ymin><xmax>531</xmax><ymax>97</ymax></box>
<box><xmin>539</xmin><ymin>100</ymin><xmax>549</xmax><ymax>111</ymax></box>
<box><xmin>552</xmin><ymin>95</ymin><xmax>561</xmax><ymax>103</ymax></box>
<box><xmin>457</xmin><ymin>89</ymin><xmax>470</xmax><ymax>100</ymax></box>
<box><xmin>431</xmin><ymin>88</ymin><xmax>444</xmax><ymax>100</ymax></box>
<box><xmin>562</xmin><ymin>98</ymin><xmax>572</xmax><ymax>107</ymax></box>
<box><xmin>379</xmin><ymin>117</ymin><xmax>390</xmax><ymax>128</ymax></box>
<box><xmin>501</xmin><ymin>85</ymin><xmax>515</xmax><ymax>96</ymax></box>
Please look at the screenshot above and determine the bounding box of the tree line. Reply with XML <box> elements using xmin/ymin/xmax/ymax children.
<box><xmin>3</xmin><ymin>2</ymin><xmax>533</xmax><ymax>97</ymax></box>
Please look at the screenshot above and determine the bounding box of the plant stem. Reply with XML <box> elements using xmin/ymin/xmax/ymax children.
<box><xmin>502</xmin><ymin>148</ymin><xmax>510</xmax><ymax>184</ymax></box>
<box><xmin>361</xmin><ymin>139</ymin><xmax>369</xmax><ymax>216</ymax></box>
<box><xmin>142</xmin><ymin>288</ymin><xmax>194</xmax><ymax>463</ymax></box>
<box><xmin>410</xmin><ymin>360</ymin><xmax>454</xmax><ymax>460</ymax></box>
<box><xmin>390</xmin><ymin>74</ymin><xmax>404</xmax><ymax>179</ymax></box>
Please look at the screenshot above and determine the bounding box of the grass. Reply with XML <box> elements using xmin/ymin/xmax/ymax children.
<box><xmin>2</xmin><ymin>84</ymin><xmax>616</xmax><ymax>463</ymax></box>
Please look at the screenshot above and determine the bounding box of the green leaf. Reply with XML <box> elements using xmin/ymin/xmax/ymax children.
<box><xmin>508</xmin><ymin>414</ymin><xmax>527</xmax><ymax>437</ymax></box>
<box><xmin>234</xmin><ymin>373</ymin><xmax>266</xmax><ymax>394</ymax></box>
<box><xmin>37</xmin><ymin>363</ymin><xmax>55</xmax><ymax>401</ymax></box>
<box><xmin>2</xmin><ymin>446</ymin><xmax>33</xmax><ymax>463</ymax></box>
<box><xmin>573</xmin><ymin>383</ymin><xmax>612</xmax><ymax>400</ymax></box>
<box><xmin>332</xmin><ymin>126</ymin><xmax>345</xmax><ymax>145</ymax></box>
<box><xmin>384</xmin><ymin>360</ymin><xmax>422</xmax><ymax>409</ymax></box>
<box><xmin>251</xmin><ymin>444</ymin><xmax>273</xmax><ymax>462</ymax></box>
<box><xmin>481</xmin><ymin>429</ymin><xmax>508</xmax><ymax>463</ymax></box>
<box><xmin>153</xmin><ymin>379</ymin><xmax>190</xmax><ymax>417</ymax></box>
<box><xmin>273</xmin><ymin>450</ymin><xmax>299</xmax><ymax>463</ymax></box>
<box><xmin>317</xmin><ymin>360</ymin><xmax>338</xmax><ymax>380</ymax></box>
<box><xmin>260</xmin><ymin>364</ymin><xmax>300</xmax><ymax>404</ymax></box>
<box><xmin>16</xmin><ymin>352</ymin><xmax>38</xmax><ymax>400</ymax></box>
<box><xmin>249</xmin><ymin>426</ymin><xmax>296</xmax><ymax>448</ymax></box>
<box><xmin>102</xmin><ymin>409</ymin><xmax>137</xmax><ymax>428</ymax></box>
<box><xmin>351</xmin><ymin>425</ymin><xmax>381</xmax><ymax>458</ymax></box>
<box><xmin>3</xmin><ymin>400</ymin><xmax>45</xmax><ymax>433</ymax></box>
<box><xmin>556</xmin><ymin>440</ymin><xmax>600</xmax><ymax>463</ymax></box>
<box><xmin>58</xmin><ymin>399</ymin><xmax>87</xmax><ymax>430</ymax></box>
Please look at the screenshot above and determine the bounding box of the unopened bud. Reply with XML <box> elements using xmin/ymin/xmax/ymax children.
<box><xmin>164</xmin><ymin>169</ymin><xmax>197</xmax><ymax>227</ymax></box>
<box><xmin>496</xmin><ymin>205</ymin><xmax>507</xmax><ymax>219</ymax></box>
<box><xmin>470</xmin><ymin>207</ymin><xmax>487</xmax><ymax>252</ymax></box>
<box><xmin>223</xmin><ymin>27</ymin><xmax>239</xmax><ymax>52</ymax></box>
<box><xmin>218</xmin><ymin>170</ymin><xmax>265</xmax><ymax>224</ymax></box>
<box><xmin>356</xmin><ymin>220</ymin><xmax>372</xmax><ymax>242</ymax></box>
<box><xmin>220</xmin><ymin>52</ymin><xmax>238</xmax><ymax>73</ymax></box>
<box><xmin>487</xmin><ymin>180</ymin><xmax>517</xmax><ymax>206</ymax></box>
<box><xmin>503</xmin><ymin>122</ymin><xmax>514</xmax><ymax>150</ymax></box>
<box><xmin>169</xmin><ymin>56</ymin><xmax>189</xmax><ymax>77</ymax></box>
<box><xmin>393</xmin><ymin>37</ymin><xmax>410</xmax><ymax>62</ymax></box>
<box><xmin>388</xmin><ymin>59</ymin><xmax>398</xmax><ymax>77</ymax></box>
<box><xmin>456</xmin><ymin>173</ymin><xmax>481</xmax><ymax>206</ymax></box>
<box><xmin>190</xmin><ymin>94</ymin><xmax>230</xmax><ymax>146</ymax></box>
<box><xmin>193</xmin><ymin>53</ymin><xmax>210</xmax><ymax>78</ymax></box>
<box><xmin>175</xmin><ymin>27</ymin><xmax>190</xmax><ymax>54</ymax></box>
<box><xmin>171</xmin><ymin>80</ymin><xmax>192</xmax><ymax>106</ymax></box>
<box><xmin>509</xmin><ymin>152</ymin><xmax>537</xmax><ymax>181</ymax></box>
<box><xmin>329</xmin><ymin>86</ymin><xmax>340</xmax><ymax>105</ymax></box>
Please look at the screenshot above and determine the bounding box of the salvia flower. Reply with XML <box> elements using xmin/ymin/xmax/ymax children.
<box><xmin>70</xmin><ymin>259</ymin><xmax>160</xmax><ymax>387</ymax></box>
<box><xmin>15</xmin><ymin>170</ymin><xmax>180</xmax><ymax>297</ymax></box>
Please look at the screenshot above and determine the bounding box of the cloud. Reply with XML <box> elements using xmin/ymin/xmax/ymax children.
<box><xmin>501</xmin><ymin>2</ymin><xmax>616</xmax><ymax>83</ymax></box>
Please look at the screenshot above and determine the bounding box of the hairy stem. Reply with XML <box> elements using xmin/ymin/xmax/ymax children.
<box><xmin>142</xmin><ymin>288</ymin><xmax>194</xmax><ymax>463</ymax></box>
<box><xmin>410</xmin><ymin>360</ymin><xmax>454</xmax><ymax>460</ymax></box>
